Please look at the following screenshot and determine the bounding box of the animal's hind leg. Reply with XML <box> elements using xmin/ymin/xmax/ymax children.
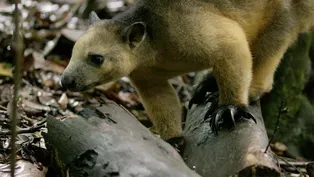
<box><xmin>249</xmin><ymin>14</ymin><xmax>296</xmax><ymax>102</ymax></box>
<box><xmin>249</xmin><ymin>51</ymin><xmax>288</xmax><ymax>102</ymax></box>
<box><xmin>199</xmin><ymin>20</ymin><xmax>256</xmax><ymax>134</ymax></box>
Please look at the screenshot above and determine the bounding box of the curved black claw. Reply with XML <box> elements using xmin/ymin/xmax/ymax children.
<box><xmin>206</xmin><ymin>105</ymin><xmax>256</xmax><ymax>135</ymax></box>
<box><xmin>203</xmin><ymin>92</ymin><xmax>219</xmax><ymax>115</ymax></box>
<box><xmin>167</xmin><ymin>136</ymin><xmax>185</xmax><ymax>155</ymax></box>
<box><xmin>188</xmin><ymin>73</ymin><xmax>218</xmax><ymax>109</ymax></box>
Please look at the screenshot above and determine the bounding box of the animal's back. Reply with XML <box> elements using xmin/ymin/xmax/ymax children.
<box><xmin>292</xmin><ymin>0</ymin><xmax>314</xmax><ymax>32</ymax></box>
<box><xmin>138</xmin><ymin>0</ymin><xmax>275</xmax><ymax>45</ymax></box>
<box><xmin>140</xmin><ymin>0</ymin><xmax>314</xmax><ymax>40</ymax></box>
<box><xmin>114</xmin><ymin>0</ymin><xmax>314</xmax><ymax>66</ymax></box>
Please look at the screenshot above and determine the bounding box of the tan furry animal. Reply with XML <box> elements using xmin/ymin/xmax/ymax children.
<box><xmin>61</xmin><ymin>0</ymin><xmax>314</xmax><ymax>143</ymax></box>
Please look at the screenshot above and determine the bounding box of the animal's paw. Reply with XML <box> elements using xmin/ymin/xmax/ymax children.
<box><xmin>166</xmin><ymin>136</ymin><xmax>185</xmax><ymax>154</ymax></box>
<box><xmin>188</xmin><ymin>84</ymin><xmax>208</xmax><ymax>109</ymax></box>
<box><xmin>205</xmin><ymin>105</ymin><xmax>257</xmax><ymax>135</ymax></box>
<box><xmin>188</xmin><ymin>73</ymin><xmax>218</xmax><ymax>109</ymax></box>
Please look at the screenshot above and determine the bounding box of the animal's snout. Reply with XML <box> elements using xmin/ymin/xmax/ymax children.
<box><xmin>60</xmin><ymin>75</ymin><xmax>76</xmax><ymax>90</ymax></box>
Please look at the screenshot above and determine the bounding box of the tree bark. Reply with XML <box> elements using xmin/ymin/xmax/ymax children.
<box><xmin>44</xmin><ymin>99</ymin><xmax>200</xmax><ymax>177</ymax></box>
<box><xmin>183</xmin><ymin>101</ymin><xmax>280</xmax><ymax>177</ymax></box>
<box><xmin>45</xmin><ymin>97</ymin><xmax>281</xmax><ymax>176</ymax></box>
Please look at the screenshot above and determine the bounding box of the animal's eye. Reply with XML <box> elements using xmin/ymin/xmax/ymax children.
<box><xmin>89</xmin><ymin>54</ymin><xmax>104</xmax><ymax>66</ymax></box>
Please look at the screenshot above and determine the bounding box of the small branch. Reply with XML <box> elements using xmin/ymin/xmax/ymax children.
<box><xmin>278</xmin><ymin>160</ymin><xmax>314</xmax><ymax>167</ymax></box>
<box><xmin>0</xmin><ymin>105</ymin><xmax>7</xmax><ymax>110</ymax></box>
<box><xmin>279</xmin><ymin>156</ymin><xmax>307</xmax><ymax>176</ymax></box>
<box><xmin>0</xmin><ymin>119</ymin><xmax>46</xmax><ymax>135</ymax></box>
<box><xmin>0</xmin><ymin>104</ymin><xmax>34</xmax><ymax>122</ymax></box>
<box><xmin>11</xmin><ymin>0</ymin><xmax>23</xmax><ymax>176</ymax></box>
<box><xmin>265</xmin><ymin>100</ymin><xmax>286</xmax><ymax>153</ymax></box>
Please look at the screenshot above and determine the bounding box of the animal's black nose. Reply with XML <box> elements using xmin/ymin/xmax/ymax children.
<box><xmin>60</xmin><ymin>75</ymin><xmax>76</xmax><ymax>89</ymax></box>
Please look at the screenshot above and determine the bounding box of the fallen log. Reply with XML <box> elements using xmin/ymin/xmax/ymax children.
<box><xmin>45</xmin><ymin>96</ymin><xmax>280</xmax><ymax>176</ymax></box>
<box><xmin>183</xmin><ymin>101</ymin><xmax>281</xmax><ymax>177</ymax></box>
<box><xmin>44</xmin><ymin>99</ymin><xmax>200</xmax><ymax>177</ymax></box>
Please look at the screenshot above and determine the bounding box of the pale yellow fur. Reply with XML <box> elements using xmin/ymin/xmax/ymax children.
<box><xmin>61</xmin><ymin>0</ymin><xmax>314</xmax><ymax>140</ymax></box>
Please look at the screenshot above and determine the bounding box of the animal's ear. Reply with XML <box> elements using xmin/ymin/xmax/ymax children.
<box><xmin>89</xmin><ymin>11</ymin><xmax>100</xmax><ymax>25</ymax></box>
<box><xmin>122</xmin><ymin>22</ymin><xmax>147</xmax><ymax>49</ymax></box>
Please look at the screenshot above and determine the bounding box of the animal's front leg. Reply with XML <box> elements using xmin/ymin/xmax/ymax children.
<box><xmin>204</xmin><ymin>31</ymin><xmax>256</xmax><ymax>135</ymax></box>
<box><xmin>130</xmin><ymin>77</ymin><xmax>184</xmax><ymax>150</ymax></box>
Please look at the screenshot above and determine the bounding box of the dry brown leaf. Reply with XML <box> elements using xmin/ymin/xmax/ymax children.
<box><xmin>273</xmin><ymin>142</ymin><xmax>288</xmax><ymax>152</ymax></box>
<box><xmin>37</xmin><ymin>91</ymin><xmax>59</xmax><ymax>108</ymax></box>
<box><xmin>0</xmin><ymin>63</ymin><xmax>12</xmax><ymax>77</ymax></box>
<box><xmin>61</xmin><ymin>28</ymin><xmax>84</xmax><ymax>42</ymax></box>
<box><xmin>118</xmin><ymin>91</ymin><xmax>141</xmax><ymax>106</ymax></box>
<box><xmin>33</xmin><ymin>52</ymin><xmax>65</xmax><ymax>74</ymax></box>
<box><xmin>21</xmin><ymin>99</ymin><xmax>51</xmax><ymax>114</ymax></box>
<box><xmin>95</xmin><ymin>81</ymin><xmax>116</xmax><ymax>92</ymax></box>
<box><xmin>58</xmin><ymin>93</ymin><xmax>68</xmax><ymax>109</ymax></box>
<box><xmin>0</xmin><ymin>84</ymin><xmax>13</xmax><ymax>102</ymax></box>
<box><xmin>0</xmin><ymin>160</ymin><xmax>47</xmax><ymax>177</ymax></box>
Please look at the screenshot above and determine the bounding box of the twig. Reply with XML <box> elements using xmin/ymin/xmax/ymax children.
<box><xmin>0</xmin><ymin>108</ymin><xmax>38</xmax><ymax>124</ymax></box>
<box><xmin>281</xmin><ymin>167</ymin><xmax>307</xmax><ymax>174</ymax></box>
<box><xmin>279</xmin><ymin>160</ymin><xmax>313</xmax><ymax>167</ymax></box>
<box><xmin>264</xmin><ymin>100</ymin><xmax>286</xmax><ymax>153</ymax></box>
<box><xmin>11</xmin><ymin>0</ymin><xmax>23</xmax><ymax>176</ymax></box>
<box><xmin>0</xmin><ymin>105</ymin><xmax>7</xmax><ymax>110</ymax></box>
<box><xmin>279</xmin><ymin>156</ymin><xmax>307</xmax><ymax>176</ymax></box>
<box><xmin>0</xmin><ymin>119</ymin><xmax>46</xmax><ymax>135</ymax></box>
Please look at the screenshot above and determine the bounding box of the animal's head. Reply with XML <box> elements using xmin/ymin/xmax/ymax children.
<box><xmin>60</xmin><ymin>12</ymin><xmax>147</xmax><ymax>91</ymax></box>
